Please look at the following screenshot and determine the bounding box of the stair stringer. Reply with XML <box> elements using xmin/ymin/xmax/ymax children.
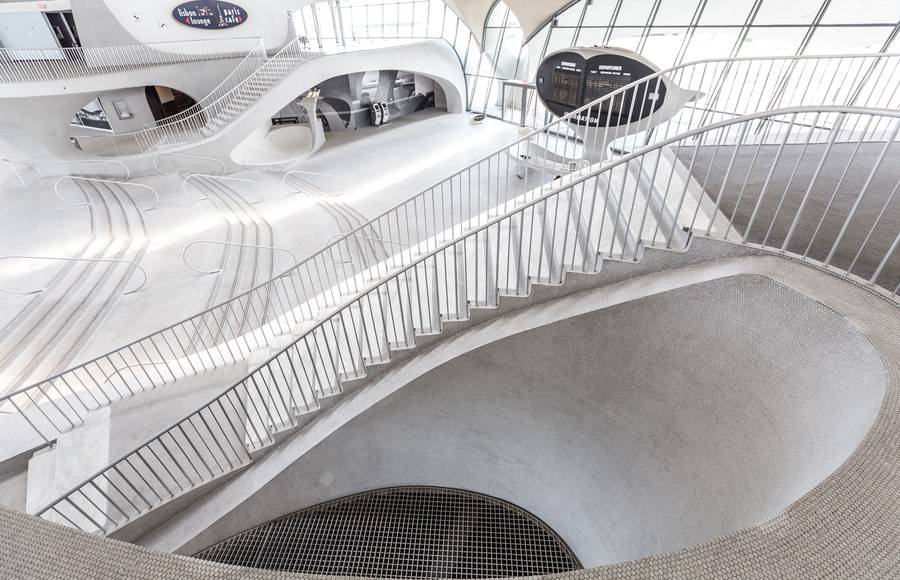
<box><xmin>120</xmin><ymin>237</ymin><xmax>768</xmax><ymax>550</ymax></box>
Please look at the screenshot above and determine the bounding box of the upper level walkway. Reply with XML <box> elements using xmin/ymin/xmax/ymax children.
<box><xmin>75</xmin><ymin>39</ymin><xmax>467</xmax><ymax>159</ymax></box>
<box><xmin>0</xmin><ymin>38</ymin><xmax>467</xmax><ymax>173</ymax></box>
<box><xmin>0</xmin><ymin>38</ymin><xmax>265</xmax><ymax>97</ymax></box>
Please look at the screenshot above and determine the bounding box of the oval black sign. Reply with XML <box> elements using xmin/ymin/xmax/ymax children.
<box><xmin>172</xmin><ymin>1</ymin><xmax>247</xmax><ymax>29</ymax></box>
<box><xmin>536</xmin><ymin>50</ymin><xmax>666</xmax><ymax>128</ymax></box>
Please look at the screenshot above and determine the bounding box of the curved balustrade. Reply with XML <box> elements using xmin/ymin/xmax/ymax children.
<box><xmin>326</xmin><ymin>232</ymin><xmax>409</xmax><ymax>249</ymax></box>
<box><xmin>141</xmin><ymin>42</ymin><xmax>267</xmax><ymax>130</ymax></box>
<box><xmin>34</xmin><ymin>106</ymin><xmax>900</xmax><ymax>533</ymax></box>
<box><xmin>78</xmin><ymin>39</ymin><xmax>323</xmax><ymax>155</ymax></box>
<box><xmin>0</xmin><ymin>38</ymin><xmax>262</xmax><ymax>83</ymax></box>
<box><xmin>101</xmin><ymin>362</ymin><xmax>182</xmax><ymax>388</ymax></box>
<box><xmin>0</xmin><ymin>53</ymin><xmax>896</xmax><ymax>448</ymax></box>
<box><xmin>0</xmin><ymin>256</ymin><xmax>148</xmax><ymax>297</ymax></box>
<box><xmin>54</xmin><ymin>177</ymin><xmax>159</xmax><ymax>211</ymax></box>
<box><xmin>182</xmin><ymin>241</ymin><xmax>298</xmax><ymax>275</ymax></box>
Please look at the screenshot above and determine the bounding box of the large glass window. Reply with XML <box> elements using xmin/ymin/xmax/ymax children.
<box><xmin>821</xmin><ymin>0</ymin><xmax>900</xmax><ymax>24</ymax></box>
<box><xmin>641</xmin><ymin>28</ymin><xmax>689</xmax><ymax>68</ymax></box>
<box><xmin>737</xmin><ymin>27</ymin><xmax>807</xmax><ymax>56</ymax></box>
<box><xmin>308</xmin><ymin>0</ymin><xmax>900</xmax><ymax>116</ymax></box>
<box><xmin>654</xmin><ymin>0</ymin><xmax>703</xmax><ymax>26</ymax></box>
<box><xmin>581</xmin><ymin>0</ymin><xmax>618</xmax><ymax>28</ymax></box>
<box><xmin>554</xmin><ymin>1</ymin><xmax>585</xmax><ymax>27</ymax></box>
<box><xmin>680</xmin><ymin>27</ymin><xmax>743</xmax><ymax>62</ymax></box>
<box><xmin>575</xmin><ymin>26</ymin><xmax>609</xmax><ymax>48</ymax></box>
<box><xmin>753</xmin><ymin>0</ymin><xmax>825</xmax><ymax>25</ymax></box>
<box><xmin>613</xmin><ymin>0</ymin><xmax>657</xmax><ymax>26</ymax></box>
<box><xmin>805</xmin><ymin>26</ymin><xmax>894</xmax><ymax>54</ymax></box>
<box><xmin>697</xmin><ymin>0</ymin><xmax>757</xmax><ymax>26</ymax></box>
<box><xmin>464</xmin><ymin>1</ymin><xmax>526</xmax><ymax>115</ymax></box>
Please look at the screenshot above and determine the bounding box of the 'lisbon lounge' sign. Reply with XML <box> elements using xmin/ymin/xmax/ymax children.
<box><xmin>172</xmin><ymin>1</ymin><xmax>247</xmax><ymax>29</ymax></box>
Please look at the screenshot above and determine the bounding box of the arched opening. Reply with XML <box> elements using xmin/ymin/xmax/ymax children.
<box><xmin>232</xmin><ymin>69</ymin><xmax>450</xmax><ymax>166</ymax></box>
<box><xmin>68</xmin><ymin>86</ymin><xmax>198</xmax><ymax>153</ymax></box>
<box><xmin>468</xmin><ymin>1</ymin><xmax>526</xmax><ymax>116</ymax></box>
<box><xmin>144</xmin><ymin>86</ymin><xmax>198</xmax><ymax>121</ymax></box>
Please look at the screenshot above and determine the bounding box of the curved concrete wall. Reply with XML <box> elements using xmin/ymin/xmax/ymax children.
<box><xmin>186</xmin><ymin>39</ymin><xmax>466</xmax><ymax>169</ymax></box>
<box><xmin>0</xmin><ymin>40</ymin><xmax>466</xmax><ymax>172</ymax></box>
<box><xmin>156</xmin><ymin>267</ymin><xmax>884</xmax><ymax>566</ymax></box>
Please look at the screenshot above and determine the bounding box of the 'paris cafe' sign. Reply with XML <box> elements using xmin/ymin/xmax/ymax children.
<box><xmin>172</xmin><ymin>1</ymin><xmax>247</xmax><ymax>29</ymax></box>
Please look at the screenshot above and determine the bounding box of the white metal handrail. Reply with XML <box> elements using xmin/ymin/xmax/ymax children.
<box><xmin>54</xmin><ymin>177</ymin><xmax>159</xmax><ymax>211</ymax></box>
<box><xmin>0</xmin><ymin>256</ymin><xmax>148</xmax><ymax>296</ymax></box>
<box><xmin>182</xmin><ymin>174</ymin><xmax>260</xmax><ymax>204</ymax></box>
<box><xmin>78</xmin><ymin>38</ymin><xmax>323</xmax><ymax>155</ymax></box>
<box><xmin>326</xmin><ymin>232</ymin><xmax>409</xmax><ymax>249</ymax></box>
<box><xmin>34</xmin><ymin>106</ymin><xmax>900</xmax><ymax>534</ymax></box>
<box><xmin>182</xmin><ymin>241</ymin><xmax>298</xmax><ymax>275</ymax></box>
<box><xmin>141</xmin><ymin>40</ymin><xmax>267</xmax><ymax>130</ymax></box>
<box><xmin>2</xmin><ymin>53</ymin><xmax>897</xmax><ymax>449</ymax></box>
<box><xmin>152</xmin><ymin>152</ymin><xmax>226</xmax><ymax>177</ymax></box>
<box><xmin>101</xmin><ymin>361</ymin><xmax>177</xmax><ymax>387</ymax></box>
<box><xmin>0</xmin><ymin>37</ymin><xmax>262</xmax><ymax>83</ymax></box>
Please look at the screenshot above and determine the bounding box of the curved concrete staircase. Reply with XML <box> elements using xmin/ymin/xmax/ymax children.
<box><xmin>30</xmin><ymin>106</ymin><xmax>900</xmax><ymax>536</ymax></box>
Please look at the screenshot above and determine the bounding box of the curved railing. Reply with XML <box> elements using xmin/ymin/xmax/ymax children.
<box><xmin>77</xmin><ymin>39</ymin><xmax>322</xmax><ymax>155</ymax></box>
<box><xmin>35</xmin><ymin>106</ymin><xmax>900</xmax><ymax>533</ymax></box>
<box><xmin>0</xmin><ymin>38</ymin><xmax>262</xmax><ymax>84</ymax></box>
<box><xmin>141</xmin><ymin>41</ymin><xmax>266</xmax><ymax>130</ymax></box>
<box><xmin>2</xmin><ymin>53</ymin><xmax>898</xmax><ymax>447</ymax></box>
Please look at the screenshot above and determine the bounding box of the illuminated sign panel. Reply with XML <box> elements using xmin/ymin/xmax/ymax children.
<box><xmin>535</xmin><ymin>50</ymin><xmax>667</xmax><ymax>128</ymax></box>
<box><xmin>172</xmin><ymin>1</ymin><xmax>247</xmax><ymax>29</ymax></box>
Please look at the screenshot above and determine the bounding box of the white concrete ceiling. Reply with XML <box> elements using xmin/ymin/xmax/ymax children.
<box><xmin>447</xmin><ymin>0</ymin><xmax>575</xmax><ymax>46</ymax></box>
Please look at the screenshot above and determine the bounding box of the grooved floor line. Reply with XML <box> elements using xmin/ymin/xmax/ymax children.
<box><xmin>267</xmin><ymin>169</ymin><xmax>389</xmax><ymax>263</ymax></box>
<box><xmin>187</xmin><ymin>176</ymin><xmax>276</xmax><ymax>350</ymax></box>
<box><xmin>0</xmin><ymin>181</ymin><xmax>149</xmax><ymax>396</ymax></box>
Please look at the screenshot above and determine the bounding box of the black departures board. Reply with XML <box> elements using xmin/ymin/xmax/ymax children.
<box><xmin>549</xmin><ymin>64</ymin><xmax>583</xmax><ymax>108</ymax></box>
<box><xmin>536</xmin><ymin>51</ymin><xmax>666</xmax><ymax>127</ymax></box>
